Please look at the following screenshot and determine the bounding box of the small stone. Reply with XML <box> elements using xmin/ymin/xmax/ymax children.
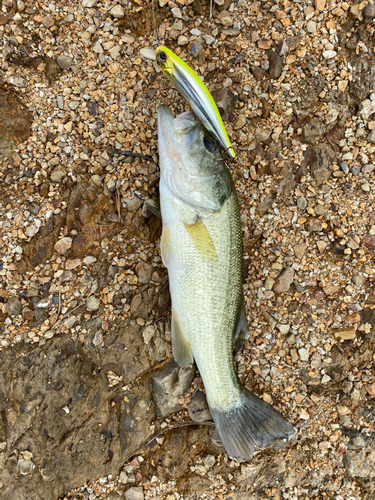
<box><xmin>109</xmin><ymin>4</ymin><xmax>125</xmax><ymax>18</ymax></box>
<box><xmin>135</xmin><ymin>262</ymin><xmax>153</xmax><ymax>284</ymax></box>
<box><xmin>177</xmin><ymin>35</ymin><xmax>189</xmax><ymax>45</ymax></box>
<box><xmin>322</xmin><ymin>50</ymin><xmax>337</xmax><ymax>60</ymax></box>
<box><xmin>297</xmin><ymin>196</ymin><xmax>307</xmax><ymax>210</ymax></box>
<box><xmin>124</xmin><ymin>195</ymin><xmax>142</xmax><ymax>212</ymax></box>
<box><xmin>86</xmin><ymin>296</ymin><xmax>101</xmax><ymax>311</ymax></box>
<box><xmin>54</xmin><ymin>237</ymin><xmax>72</xmax><ymax>254</ymax></box>
<box><xmin>317</xmin><ymin>240</ymin><xmax>327</xmax><ymax>253</ymax></box>
<box><xmin>83</xmin><ymin>256</ymin><xmax>97</xmax><ymax>265</ymax></box>
<box><xmin>294</xmin><ymin>243</ymin><xmax>307</xmax><ymax>260</ymax></box>
<box><xmin>82</xmin><ymin>0</ymin><xmax>97</xmax><ymax>6</ymax></box>
<box><xmin>211</xmin><ymin>88</ymin><xmax>237</xmax><ymax>121</ymax></box>
<box><xmin>255</xmin><ymin>127</ymin><xmax>271</xmax><ymax>142</ymax></box>
<box><xmin>306</xmin><ymin>20</ymin><xmax>317</xmax><ymax>33</ymax></box>
<box><xmin>333</xmin><ymin>328</ymin><xmax>356</xmax><ymax>341</ymax></box>
<box><xmin>315</xmin><ymin>0</ymin><xmax>326</xmax><ymax>10</ymax></box>
<box><xmin>119</xmin><ymin>471</ymin><xmax>128</xmax><ymax>484</ymax></box>
<box><xmin>7</xmin><ymin>297</ymin><xmax>22</xmax><ymax>316</ymax></box>
<box><xmin>125</xmin><ymin>487</ymin><xmax>144</xmax><ymax>500</ymax></box>
<box><xmin>268</xmin><ymin>52</ymin><xmax>283</xmax><ymax>79</ymax></box>
<box><xmin>302</xmin><ymin>118</ymin><xmax>325</xmax><ymax>145</ymax></box>
<box><xmin>57</xmin><ymin>55</ymin><xmax>72</xmax><ymax>70</ymax></box>
<box><xmin>277</xmin><ymin>324</ymin><xmax>290</xmax><ymax>334</ymax></box>
<box><xmin>42</xmin><ymin>16</ymin><xmax>55</xmax><ymax>29</ymax></box>
<box><xmin>233</xmin><ymin>114</ymin><xmax>246</xmax><ymax>130</ymax></box>
<box><xmin>323</xmin><ymin>285</ymin><xmax>340</xmax><ymax>296</ymax></box>
<box><xmin>273</xmin><ymin>266</ymin><xmax>294</xmax><ymax>293</ymax></box>
<box><xmin>109</xmin><ymin>46</ymin><xmax>121</xmax><ymax>60</ymax></box>
<box><xmin>298</xmin><ymin>348</ymin><xmax>309</xmax><ymax>361</ymax></box>
<box><xmin>367</xmin><ymin>130</ymin><xmax>375</xmax><ymax>144</ymax></box>
<box><xmin>17</xmin><ymin>458</ymin><xmax>34</xmax><ymax>475</ymax></box>
<box><xmin>203</xmin><ymin>34</ymin><xmax>215</xmax><ymax>46</ymax></box>
<box><xmin>264</xmin><ymin>276</ymin><xmax>275</xmax><ymax>290</ymax></box>
<box><xmin>171</xmin><ymin>7</ymin><xmax>182</xmax><ymax>18</ymax></box>
<box><xmin>321</xmin><ymin>374</ymin><xmax>331</xmax><ymax>384</ymax></box>
<box><xmin>366</xmin><ymin>382</ymin><xmax>375</xmax><ymax>397</ymax></box>
<box><xmin>305</xmin><ymin>218</ymin><xmax>322</xmax><ymax>232</ymax></box>
<box><xmin>203</xmin><ymin>455</ymin><xmax>215</xmax><ymax>468</ymax></box>
<box><xmin>363</xmin><ymin>2</ymin><xmax>375</xmax><ymax>18</ymax></box>
<box><xmin>187</xmin><ymin>390</ymin><xmax>212</xmax><ymax>422</ymax></box>
<box><xmin>51</xmin><ymin>166</ymin><xmax>67</xmax><ymax>182</ymax></box>
<box><xmin>353</xmin><ymin>274</ymin><xmax>364</xmax><ymax>286</ymax></box>
<box><xmin>93</xmin><ymin>41</ymin><xmax>103</xmax><ymax>54</ymax></box>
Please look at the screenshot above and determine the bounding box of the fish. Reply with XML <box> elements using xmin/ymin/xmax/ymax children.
<box><xmin>155</xmin><ymin>45</ymin><xmax>236</xmax><ymax>159</ymax></box>
<box><xmin>157</xmin><ymin>104</ymin><xmax>296</xmax><ymax>461</ymax></box>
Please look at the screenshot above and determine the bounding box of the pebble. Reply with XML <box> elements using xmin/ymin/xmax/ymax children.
<box><xmin>203</xmin><ymin>455</ymin><xmax>215</xmax><ymax>468</ymax></box>
<box><xmin>177</xmin><ymin>36</ymin><xmax>189</xmax><ymax>46</ymax></box>
<box><xmin>7</xmin><ymin>297</ymin><xmax>22</xmax><ymax>316</ymax></box>
<box><xmin>298</xmin><ymin>348</ymin><xmax>309</xmax><ymax>361</ymax></box>
<box><xmin>54</xmin><ymin>237</ymin><xmax>73</xmax><ymax>255</ymax></box>
<box><xmin>305</xmin><ymin>218</ymin><xmax>322</xmax><ymax>232</ymax></box>
<box><xmin>86</xmin><ymin>296</ymin><xmax>101</xmax><ymax>311</ymax></box>
<box><xmin>233</xmin><ymin>114</ymin><xmax>246</xmax><ymax>130</ymax></box>
<box><xmin>135</xmin><ymin>262</ymin><xmax>153</xmax><ymax>284</ymax></box>
<box><xmin>367</xmin><ymin>130</ymin><xmax>375</xmax><ymax>144</ymax></box>
<box><xmin>363</xmin><ymin>2</ymin><xmax>375</xmax><ymax>17</ymax></box>
<box><xmin>17</xmin><ymin>458</ymin><xmax>34</xmax><ymax>475</ymax></box>
<box><xmin>57</xmin><ymin>56</ymin><xmax>72</xmax><ymax>70</ymax></box>
<box><xmin>322</xmin><ymin>50</ymin><xmax>337</xmax><ymax>60</ymax></box>
<box><xmin>297</xmin><ymin>196</ymin><xmax>307</xmax><ymax>210</ymax></box>
<box><xmin>109</xmin><ymin>4</ymin><xmax>124</xmax><ymax>18</ymax></box>
<box><xmin>306</xmin><ymin>21</ymin><xmax>317</xmax><ymax>33</ymax></box>
<box><xmin>273</xmin><ymin>266</ymin><xmax>294</xmax><ymax>293</ymax></box>
<box><xmin>268</xmin><ymin>52</ymin><xmax>283</xmax><ymax>79</ymax></box>
<box><xmin>171</xmin><ymin>7</ymin><xmax>182</xmax><ymax>18</ymax></box>
<box><xmin>82</xmin><ymin>0</ymin><xmax>97</xmax><ymax>6</ymax></box>
<box><xmin>187</xmin><ymin>390</ymin><xmax>212</xmax><ymax>422</ymax></box>
<box><xmin>315</xmin><ymin>0</ymin><xmax>326</xmax><ymax>10</ymax></box>
<box><xmin>124</xmin><ymin>196</ymin><xmax>143</xmax><ymax>212</ymax></box>
<box><xmin>277</xmin><ymin>324</ymin><xmax>290</xmax><ymax>334</ymax></box>
<box><xmin>203</xmin><ymin>34</ymin><xmax>215</xmax><ymax>46</ymax></box>
<box><xmin>83</xmin><ymin>256</ymin><xmax>96</xmax><ymax>265</ymax></box>
<box><xmin>124</xmin><ymin>487</ymin><xmax>144</xmax><ymax>500</ymax></box>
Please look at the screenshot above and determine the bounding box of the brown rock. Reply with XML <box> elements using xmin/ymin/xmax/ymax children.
<box><xmin>268</xmin><ymin>52</ymin><xmax>283</xmax><ymax>79</ymax></box>
<box><xmin>323</xmin><ymin>285</ymin><xmax>340</xmax><ymax>296</ymax></box>
<box><xmin>54</xmin><ymin>237</ymin><xmax>73</xmax><ymax>255</ymax></box>
<box><xmin>305</xmin><ymin>218</ymin><xmax>322</xmax><ymax>232</ymax></box>
<box><xmin>211</xmin><ymin>87</ymin><xmax>238</xmax><ymax>121</ymax></box>
<box><xmin>135</xmin><ymin>262</ymin><xmax>153</xmax><ymax>284</ymax></box>
<box><xmin>233</xmin><ymin>114</ymin><xmax>246</xmax><ymax>130</ymax></box>
<box><xmin>361</xmin><ymin>235</ymin><xmax>375</xmax><ymax>248</ymax></box>
<box><xmin>273</xmin><ymin>266</ymin><xmax>295</xmax><ymax>293</ymax></box>
<box><xmin>0</xmin><ymin>88</ymin><xmax>32</xmax><ymax>159</ymax></box>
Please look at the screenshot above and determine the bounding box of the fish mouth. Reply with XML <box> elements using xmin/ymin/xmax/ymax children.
<box><xmin>157</xmin><ymin>105</ymin><xmax>200</xmax><ymax>172</ymax></box>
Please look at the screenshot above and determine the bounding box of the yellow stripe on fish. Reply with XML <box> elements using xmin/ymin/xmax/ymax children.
<box><xmin>156</xmin><ymin>45</ymin><xmax>236</xmax><ymax>159</ymax></box>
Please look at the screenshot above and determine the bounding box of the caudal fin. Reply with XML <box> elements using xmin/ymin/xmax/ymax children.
<box><xmin>210</xmin><ymin>388</ymin><xmax>296</xmax><ymax>461</ymax></box>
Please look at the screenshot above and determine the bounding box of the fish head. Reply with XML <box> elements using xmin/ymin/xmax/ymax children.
<box><xmin>158</xmin><ymin>105</ymin><xmax>232</xmax><ymax>213</ymax></box>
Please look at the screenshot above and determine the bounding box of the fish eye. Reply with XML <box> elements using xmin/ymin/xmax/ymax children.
<box><xmin>203</xmin><ymin>137</ymin><xmax>217</xmax><ymax>152</ymax></box>
<box><xmin>158</xmin><ymin>51</ymin><xmax>167</xmax><ymax>63</ymax></box>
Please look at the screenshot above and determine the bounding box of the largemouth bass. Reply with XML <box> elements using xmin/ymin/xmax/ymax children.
<box><xmin>158</xmin><ymin>104</ymin><xmax>296</xmax><ymax>460</ymax></box>
<box><xmin>156</xmin><ymin>45</ymin><xmax>236</xmax><ymax>159</ymax></box>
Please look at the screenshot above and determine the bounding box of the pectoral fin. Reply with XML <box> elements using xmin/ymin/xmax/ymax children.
<box><xmin>171</xmin><ymin>310</ymin><xmax>194</xmax><ymax>367</ymax></box>
<box><xmin>160</xmin><ymin>225</ymin><xmax>172</xmax><ymax>267</ymax></box>
<box><xmin>184</xmin><ymin>218</ymin><xmax>217</xmax><ymax>260</ymax></box>
<box><xmin>233</xmin><ymin>295</ymin><xmax>249</xmax><ymax>352</ymax></box>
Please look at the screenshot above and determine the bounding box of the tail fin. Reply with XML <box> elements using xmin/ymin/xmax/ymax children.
<box><xmin>210</xmin><ymin>388</ymin><xmax>296</xmax><ymax>461</ymax></box>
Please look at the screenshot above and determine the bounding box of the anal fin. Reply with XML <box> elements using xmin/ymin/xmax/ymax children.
<box><xmin>171</xmin><ymin>310</ymin><xmax>194</xmax><ymax>367</ymax></box>
<box><xmin>233</xmin><ymin>295</ymin><xmax>249</xmax><ymax>352</ymax></box>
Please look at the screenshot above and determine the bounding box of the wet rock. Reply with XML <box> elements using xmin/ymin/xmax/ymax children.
<box><xmin>0</xmin><ymin>320</ymin><xmax>153</xmax><ymax>500</ymax></box>
<box><xmin>302</xmin><ymin>118</ymin><xmax>325</xmax><ymax>145</ymax></box>
<box><xmin>151</xmin><ymin>359</ymin><xmax>195</xmax><ymax>418</ymax></box>
<box><xmin>125</xmin><ymin>487</ymin><xmax>144</xmax><ymax>500</ymax></box>
<box><xmin>210</xmin><ymin>87</ymin><xmax>237</xmax><ymax>121</ymax></box>
<box><xmin>0</xmin><ymin>88</ymin><xmax>32</xmax><ymax>159</ymax></box>
<box><xmin>7</xmin><ymin>297</ymin><xmax>22</xmax><ymax>316</ymax></box>
<box><xmin>135</xmin><ymin>262</ymin><xmax>153</xmax><ymax>284</ymax></box>
<box><xmin>268</xmin><ymin>52</ymin><xmax>283</xmax><ymax>79</ymax></box>
<box><xmin>187</xmin><ymin>389</ymin><xmax>212</xmax><ymax>422</ymax></box>
<box><xmin>273</xmin><ymin>266</ymin><xmax>294</xmax><ymax>294</ymax></box>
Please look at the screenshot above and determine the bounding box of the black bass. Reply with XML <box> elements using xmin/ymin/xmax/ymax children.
<box><xmin>155</xmin><ymin>45</ymin><xmax>236</xmax><ymax>159</ymax></box>
<box><xmin>158</xmin><ymin>104</ymin><xmax>296</xmax><ymax>460</ymax></box>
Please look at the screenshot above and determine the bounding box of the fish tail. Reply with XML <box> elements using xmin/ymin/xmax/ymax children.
<box><xmin>210</xmin><ymin>388</ymin><xmax>296</xmax><ymax>461</ymax></box>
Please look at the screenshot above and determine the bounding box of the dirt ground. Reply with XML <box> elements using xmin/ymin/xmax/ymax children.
<box><xmin>0</xmin><ymin>0</ymin><xmax>375</xmax><ymax>499</ymax></box>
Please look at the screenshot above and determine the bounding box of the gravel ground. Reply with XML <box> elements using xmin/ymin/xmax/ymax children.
<box><xmin>0</xmin><ymin>0</ymin><xmax>375</xmax><ymax>499</ymax></box>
